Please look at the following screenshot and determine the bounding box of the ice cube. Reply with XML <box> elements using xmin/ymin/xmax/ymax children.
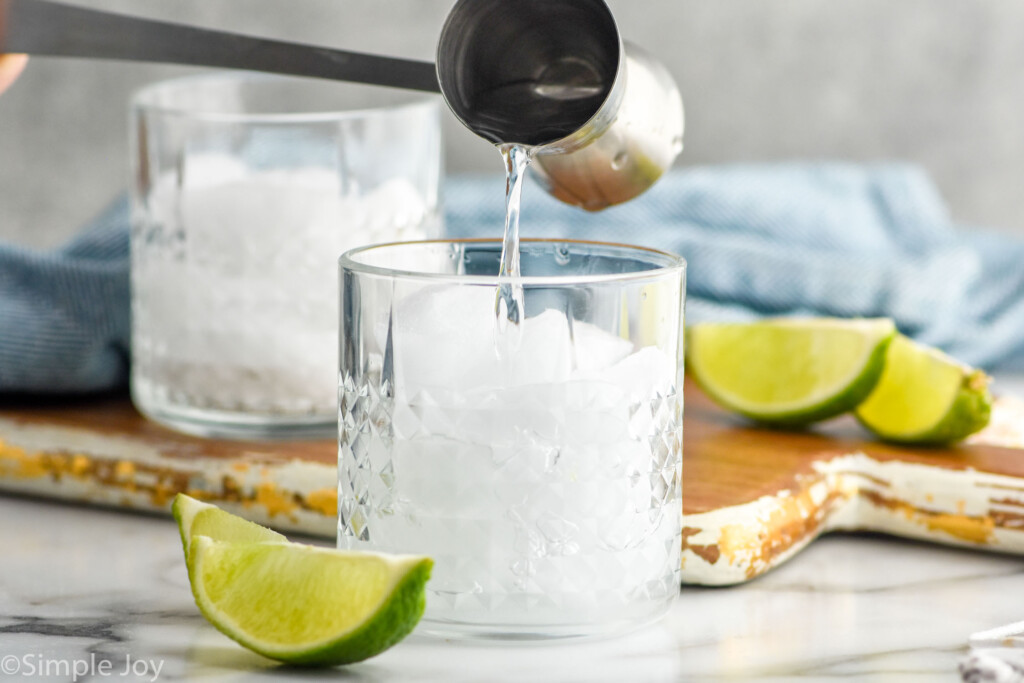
<box><xmin>574</xmin><ymin>346</ymin><xmax>676</xmax><ymax>402</ymax></box>
<box><xmin>363</xmin><ymin>178</ymin><xmax>433</xmax><ymax>239</ymax></box>
<box><xmin>391</xmin><ymin>287</ymin><xmax>575</xmax><ymax>395</ymax></box>
<box><xmin>605</xmin><ymin>346</ymin><xmax>677</xmax><ymax>400</ymax></box>
<box><xmin>512</xmin><ymin>308</ymin><xmax>574</xmax><ymax>385</ymax></box>
<box><xmin>181</xmin><ymin>154</ymin><xmax>248</xmax><ymax>188</ymax></box>
<box><xmin>138</xmin><ymin>158</ymin><xmax>439</xmax><ymax>415</ymax></box>
<box><xmin>391</xmin><ymin>285</ymin><xmax>500</xmax><ymax>395</ymax></box>
<box><xmin>571</xmin><ymin>320</ymin><xmax>634</xmax><ymax>373</ymax></box>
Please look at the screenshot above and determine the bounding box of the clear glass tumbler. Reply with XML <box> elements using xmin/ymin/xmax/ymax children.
<box><xmin>130</xmin><ymin>73</ymin><xmax>442</xmax><ymax>438</ymax></box>
<box><xmin>338</xmin><ymin>239</ymin><xmax>685</xmax><ymax>639</ymax></box>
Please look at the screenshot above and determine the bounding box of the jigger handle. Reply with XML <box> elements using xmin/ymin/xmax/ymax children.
<box><xmin>0</xmin><ymin>0</ymin><xmax>441</xmax><ymax>93</ymax></box>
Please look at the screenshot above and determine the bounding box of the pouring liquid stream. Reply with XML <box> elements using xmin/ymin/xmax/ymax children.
<box><xmin>490</xmin><ymin>58</ymin><xmax>608</xmax><ymax>362</ymax></box>
<box><xmin>494</xmin><ymin>143</ymin><xmax>533</xmax><ymax>362</ymax></box>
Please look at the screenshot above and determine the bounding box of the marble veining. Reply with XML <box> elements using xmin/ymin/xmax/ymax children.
<box><xmin>2</xmin><ymin>495</ymin><xmax>1023</xmax><ymax>682</ymax></box>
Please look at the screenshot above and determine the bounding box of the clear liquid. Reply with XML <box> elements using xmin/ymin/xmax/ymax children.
<box><xmin>494</xmin><ymin>144</ymin><xmax>532</xmax><ymax>362</ymax></box>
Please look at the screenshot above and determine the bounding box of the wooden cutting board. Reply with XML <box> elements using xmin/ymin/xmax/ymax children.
<box><xmin>681</xmin><ymin>384</ymin><xmax>1024</xmax><ymax>584</ymax></box>
<box><xmin>1</xmin><ymin>381</ymin><xmax>1022</xmax><ymax>586</ymax></box>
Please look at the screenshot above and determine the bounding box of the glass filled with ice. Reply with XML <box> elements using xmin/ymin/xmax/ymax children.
<box><xmin>129</xmin><ymin>73</ymin><xmax>442</xmax><ymax>438</ymax></box>
<box><xmin>338</xmin><ymin>239</ymin><xmax>685</xmax><ymax>639</ymax></box>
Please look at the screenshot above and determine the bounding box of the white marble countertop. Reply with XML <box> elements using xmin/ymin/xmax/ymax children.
<box><xmin>2</xmin><ymin>495</ymin><xmax>1022</xmax><ymax>682</ymax></box>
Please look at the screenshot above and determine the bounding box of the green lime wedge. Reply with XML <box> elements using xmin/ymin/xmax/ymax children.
<box><xmin>855</xmin><ymin>335</ymin><xmax>992</xmax><ymax>444</ymax></box>
<box><xmin>172</xmin><ymin>493</ymin><xmax>285</xmax><ymax>556</ymax></box>
<box><xmin>687</xmin><ymin>318</ymin><xmax>897</xmax><ymax>425</ymax></box>
<box><xmin>189</xmin><ymin>537</ymin><xmax>432</xmax><ymax>666</ymax></box>
<box><xmin>172</xmin><ymin>494</ymin><xmax>432</xmax><ymax>666</ymax></box>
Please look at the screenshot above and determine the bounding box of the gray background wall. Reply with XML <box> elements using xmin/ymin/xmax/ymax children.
<box><xmin>1</xmin><ymin>0</ymin><xmax>1023</xmax><ymax>248</ymax></box>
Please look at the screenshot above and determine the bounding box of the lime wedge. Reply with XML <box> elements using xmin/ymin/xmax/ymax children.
<box><xmin>172</xmin><ymin>494</ymin><xmax>432</xmax><ymax>665</ymax></box>
<box><xmin>172</xmin><ymin>493</ymin><xmax>284</xmax><ymax>556</ymax></box>
<box><xmin>687</xmin><ymin>318</ymin><xmax>896</xmax><ymax>424</ymax></box>
<box><xmin>189</xmin><ymin>538</ymin><xmax>432</xmax><ymax>666</ymax></box>
<box><xmin>855</xmin><ymin>335</ymin><xmax>992</xmax><ymax>444</ymax></box>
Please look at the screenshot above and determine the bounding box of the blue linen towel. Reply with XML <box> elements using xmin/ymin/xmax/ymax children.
<box><xmin>2</xmin><ymin>163</ymin><xmax>1023</xmax><ymax>394</ymax></box>
<box><xmin>0</xmin><ymin>198</ymin><xmax>129</xmax><ymax>393</ymax></box>
<box><xmin>447</xmin><ymin>164</ymin><xmax>1024</xmax><ymax>371</ymax></box>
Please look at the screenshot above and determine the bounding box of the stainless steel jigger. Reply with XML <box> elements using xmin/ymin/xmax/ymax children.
<box><xmin>2</xmin><ymin>0</ymin><xmax>682</xmax><ymax>211</ymax></box>
<box><xmin>437</xmin><ymin>0</ymin><xmax>685</xmax><ymax>211</ymax></box>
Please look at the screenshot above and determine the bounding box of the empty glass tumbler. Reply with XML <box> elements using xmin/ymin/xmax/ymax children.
<box><xmin>130</xmin><ymin>73</ymin><xmax>442</xmax><ymax>438</ymax></box>
<box><xmin>338</xmin><ymin>239</ymin><xmax>685</xmax><ymax>639</ymax></box>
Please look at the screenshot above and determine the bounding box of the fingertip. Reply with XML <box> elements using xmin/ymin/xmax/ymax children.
<box><xmin>0</xmin><ymin>54</ymin><xmax>28</xmax><ymax>94</ymax></box>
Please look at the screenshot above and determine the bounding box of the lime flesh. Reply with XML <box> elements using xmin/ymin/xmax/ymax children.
<box><xmin>855</xmin><ymin>335</ymin><xmax>992</xmax><ymax>444</ymax></box>
<box><xmin>171</xmin><ymin>493</ymin><xmax>285</xmax><ymax>556</ymax></box>
<box><xmin>687</xmin><ymin>318</ymin><xmax>896</xmax><ymax>425</ymax></box>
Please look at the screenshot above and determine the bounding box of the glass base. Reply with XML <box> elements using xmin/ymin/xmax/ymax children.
<box><xmin>413</xmin><ymin>598</ymin><xmax>677</xmax><ymax>642</ymax></box>
<box><xmin>133</xmin><ymin>400</ymin><xmax>336</xmax><ymax>441</ymax></box>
